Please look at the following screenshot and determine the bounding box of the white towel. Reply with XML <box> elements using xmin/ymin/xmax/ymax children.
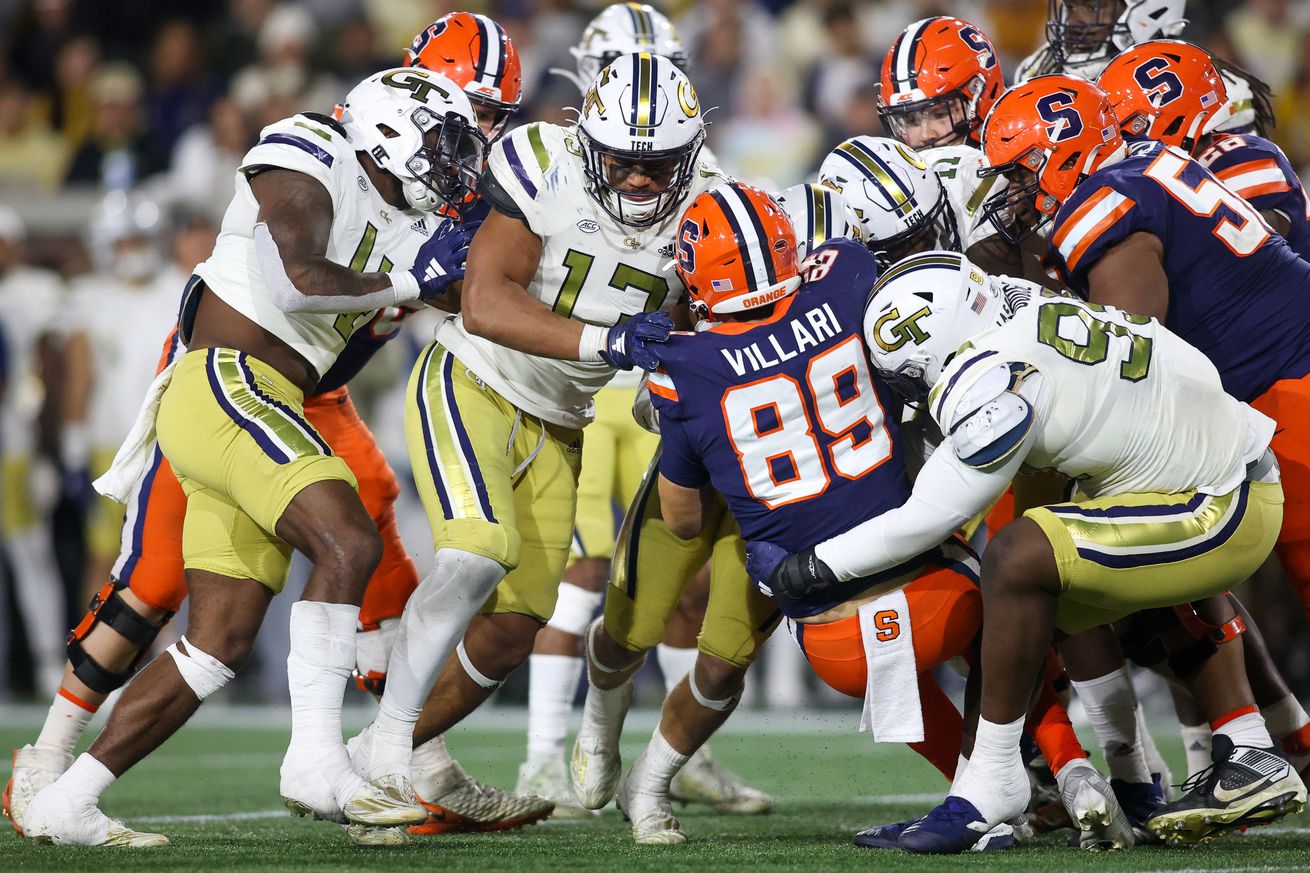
<box><xmin>93</xmin><ymin>361</ymin><xmax>177</xmax><ymax>504</ymax></box>
<box><xmin>857</xmin><ymin>589</ymin><xmax>924</xmax><ymax>743</ymax></box>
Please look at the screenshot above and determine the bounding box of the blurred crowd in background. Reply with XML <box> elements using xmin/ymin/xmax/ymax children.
<box><xmin>1</xmin><ymin>0</ymin><xmax>1308</xmax><ymax>706</ymax></box>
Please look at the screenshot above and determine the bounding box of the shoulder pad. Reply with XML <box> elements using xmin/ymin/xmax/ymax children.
<box><xmin>300</xmin><ymin>111</ymin><xmax>348</xmax><ymax>138</ymax></box>
<box><xmin>243</xmin><ymin>114</ymin><xmax>347</xmax><ymax>179</ymax></box>
<box><xmin>943</xmin><ymin>362</ymin><xmax>1036</xmax><ymax>469</ymax></box>
<box><xmin>487</xmin><ymin>123</ymin><xmax>563</xmax><ymax>202</ymax></box>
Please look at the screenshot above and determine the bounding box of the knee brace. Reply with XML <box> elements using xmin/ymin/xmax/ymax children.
<box><xmin>1164</xmin><ymin>597</ymin><xmax>1246</xmax><ymax>679</ymax></box>
<box><xmin>546</xmin><ymin>582</ymin><xmax>604</xmax><ymax>636</ymax></box>
<box><xmin>165</xmin><ymin>636</ymin><xmax>235</xmax><ymax>701</ymax></box>
<box><xmin>66</xmin><ymin>581</ymin><xmax>173</xmax><ymax>695</ymax></box>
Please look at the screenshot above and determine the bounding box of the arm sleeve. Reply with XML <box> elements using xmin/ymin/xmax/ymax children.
<box><xmin>657</xmin><ymin>411</ymin><xmax>709</xmax><ymax>489</ymax></box>
<box><xmin>814</xmin><ymin>426</ymin><xmax>1031</xmax><ymax>580</ymax></box>
<box><xmin>253</xmin><ymin>223</ymin><xmax>413</xmax><ymax>313</ymax></box>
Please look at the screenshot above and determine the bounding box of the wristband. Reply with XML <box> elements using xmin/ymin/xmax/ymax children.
<box><xmin>390</xmin><ymin>270</ymin><xmax>421</xmax><ymax>303</ymax></box>
<box><xmin>578</xmin><ymin>324</ymin><xmax>608</xmax><ymax>363</ymax></box>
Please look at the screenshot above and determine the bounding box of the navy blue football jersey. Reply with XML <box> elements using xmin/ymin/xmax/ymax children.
<box><xmin>651</xmin><ymin>239</ymin><xmax>923</xmax><ymax>616</ymax></box>
<box><xmin>1197</xmin><ymin>132</ymin><xmax>1310</xmax><ymax>263</ymax></box>
<box><xmin>1047</xmin><ymin>139</ymin><xmax>1310</xmax><ymax>402</ymax></box>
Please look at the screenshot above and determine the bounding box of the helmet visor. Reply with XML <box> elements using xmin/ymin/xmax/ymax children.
<box><xmin>879</xmin><ymin>92</ymin><xmax>974</xmax><ymax>150</ymax></box>
<box><xmin>581</xmin><ymin>130</ymin><xmax>704</xmax><ymax>228</ymax></box>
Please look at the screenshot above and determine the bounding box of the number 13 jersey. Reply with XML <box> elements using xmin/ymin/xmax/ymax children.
<box><xmin>1046</xmin><ymin>139</ymin><xmax>1310</xmax><ymax>403</ymax></box>
<box><xmin>437</xmin><ymin>121</ymin><xmax>728</xmax><ymax>428</ymax></box>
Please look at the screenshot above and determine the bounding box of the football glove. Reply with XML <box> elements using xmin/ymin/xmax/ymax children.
<box><xmin>410</xmin><ymin>218</ymin><xmax>481</xmax><ymax>301</ymax></box>
<box><xmin>600</xmin><ymin>311</ymin><xmax>674</xmax><ymax>371</ymax></box>
<box><xmin>746</xmin><ymin>541</ymin><xmax>842</xmax><ymax>610</ymax></box>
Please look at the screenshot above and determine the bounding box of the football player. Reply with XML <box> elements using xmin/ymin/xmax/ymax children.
<box><xmin>648</xmin><ymin>186</ymin><xmax>1116</xmax><ymax>851</ymax></box>
<box><xmin>5</xmin><ymin>17</ymin><xmax>546</xmax><ymax>840</ymax></box>
<box><xmin>345</xmin><ymin>53</ymin><xmax>721</xmax><ymax>841</ymax></box>
<box><xmin>754</xmin><ymin>252</ymin><xmax>1307</xmax><ymax>852</ymax></box>
<box><xmin>20</xmin><ymin>67</ymin><xmax>483</xmax><ymax>847</ymax></box>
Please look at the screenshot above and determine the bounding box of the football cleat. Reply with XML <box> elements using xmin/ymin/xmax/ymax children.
<box><xmin>4</xmin><ymin>744</ymin><xmax>74</xmax><ymax>835</ymax></box>
<box><xmin>898</xmin><ymin>796</ymin><xmax>992</xmax><ymax>853</ymax></box>
<box><xmin>23</xmin><ymin>784</ymin><xmax>168</xmax><ymax>847</ymax></box>
<box><xmin>1058</xmin><ymin>760</ymin><xmax>1134</xmax><ymax>850</ymax></box>
<box><xmin>854</xmin><ymin>818</ymin><xmax>918</xmax><ymax>849</ymax></box>
<box><xmin>1147</xmin><ymin>736</ymin><xmax>1308</xmax><ymax>845</ymax></box>
<box><xmin>1026</xmin><ymin>757</ymin><xmax>1074</xmax><ymax>834</ymax></box>
<box><xmin>570</xmin><ymin>679</ymin><xmax>633</xmax><ymax>809</ymax></box>
<box><xmin>409</xmin><ymin>758</ymin><xmax>554</xmax><ymax>835</ymax></box>
<box><xmin>344</xmin><ymin>823</ymin><xmax>409</xmax><ymax>846</ymax></box>
<box><xmin>516</xmin><ymin>757</ymin><xmax>598</xmax><ymax>820</ymax></box>
<box><xmin>617</xmin><ymin>768</ymin><xmax>686</xmax><ymax>845</ymax></box>
<box><xmin>669</xmin><ymin>745</ymin><xmax>773</xmax><ymax>815</ymax></box>
<box><xmin>1111</xmin><ymin>773</ymin><xmax>1166</xmax><ymax>843</ymax></box>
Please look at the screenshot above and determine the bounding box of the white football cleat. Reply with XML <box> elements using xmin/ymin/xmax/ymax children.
<box><xmin>670</xmin><ymin>745</ymin><xmax>773</xmax><ymax>815</ymax></box>
<box><xmin>23</xmin><ymin>783</ymin><xmax>168</xmax><ymax>847</ymax></box>
<box><xmin>570</xmin><ymin>679</ymin><xmax>633</xmax><ymax>809</ymax></box>
<box><xmin>516</xmin><ymin>757</ymin><xmax>598</xmax><ymax>819</ymax></box>
<box><xmin>1058</xmin><ymin>760</ymin><xmax>1134</xmax><ymax>850</ymax></box>
<box><xmin>344</xmin><ymin>823</ymin><xmax>410</xmax><ymax>846</ymax></box>
<box><xmin>4</xmin><ymin>744</ymin><xmax>73</xmax><ymax>835</ymax></box>
<box><xmin>617</xmin><ymin>768</ymin><xmax>686</xmax><ymax>845</ymax></box>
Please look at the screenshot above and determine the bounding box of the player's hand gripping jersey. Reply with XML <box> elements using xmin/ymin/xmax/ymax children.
<box><xmin>191</xmin><ymin>111</ymin><xmax>437</xmax><ymax>377</ymax></box>
<box><xmin>439</xmin><ymin>121</ymin><xmax>727</xmax><ymax>428</ymax></box>
<box><xmin>1048</xmin><ymin>140</ymin><xmax>1310</xmax><ymax>402</ymax></box>
<box><xmin>1197</xmin><ymin>132</ymin><xmax>1310</xmax><ymax>263</ymax></box>
<box><xmin>649</xmin><ymin>239</ymin><xmax>946</xmax><ymax>617</ymax></box>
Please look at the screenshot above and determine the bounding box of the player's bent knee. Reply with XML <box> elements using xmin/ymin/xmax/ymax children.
<box><xmin>982</xmin><ymin>518</ymin><xmax>1059</xmax><ymax>593</ymax></box>
<box><xmin>166</xmin><ymin>636</ymin><xmax>236</xmax><ymax>701</ymax></box>
<box><xmin>689</xmin><ymin>658</ymin><xmax>744</xmax><ymax>711</ymax></box>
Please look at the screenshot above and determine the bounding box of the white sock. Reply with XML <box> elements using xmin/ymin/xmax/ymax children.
<box><xmin>1137</xmin><ymin>703</ymin><xmax>1167</xmax><ymax>778</ymax></box>
<box><xmin>656</xmin><ymin>644</ymin><xmax>698</xmax><ymax>696</ymax></box>
<box><xmin>627</xmin><ymin>726</ymin><xmax>690</xmax><ymax>797</ymax></box>
<box><xmin>526</xmin><ymin>654</ymin><xmax>583</xmax><ymax>765</ymax></box>
<box><xmin>1071</xmin><ymin>667</ymin><xmax>1152</xmax><ymax>783</ymax></box>
<box><xmin>411</xmin><ymin>735</ymin><xmax>461</xmax><ymax>799</ymax></box>
<box><xmin>1263</xmin><ymin>694</ymin><xmax>1310</xmax><ymax>741</ymax></box>
<box><xmin>1179</xmin><ymin>723</ymin><xmax>1212</xmax><ymax>776</ymax></box>
<box><xmin>372</xmin><ymin>550</ymin><xmax>505</xmax><ymax>766</ymax></box>
<box><xmin>57</xmin><ymin>753</ymin><xmax>116</xmax><ymax>804</ymax></box>
<box><xmin>949</xmin><ymin>754</ymin><xmax>970</xmax><ymax>794</ymax></box>
<box><xmin>35</xmin><ymin>694</ymin><xmax>97</xmax><ymax>755</ymax></box>
<box><xmin>952</xmin><ymin>716</ymin><xmax>1027</xmax><ymax>824</ymax></box>
<box><xmin>286</xmin><ymin>600</ymin><xmax>362</xmax><ymax>801</ymax></box>
<box><xmin>1214</xmin><ymin>711</ymin><xmax>1274</xmax><ymax>749</ymax></box>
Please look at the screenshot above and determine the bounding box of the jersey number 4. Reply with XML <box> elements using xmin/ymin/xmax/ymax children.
<box><xmin>722</xmin><ymin>336</ymin><xmax>892</xmax><ymax>509</ymax></box>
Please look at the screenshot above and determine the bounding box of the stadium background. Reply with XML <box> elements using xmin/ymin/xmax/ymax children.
<box><xmin>0</xmin><ymin>0</ymin><xmax>1308</xmax><ymax>715</ymax></box>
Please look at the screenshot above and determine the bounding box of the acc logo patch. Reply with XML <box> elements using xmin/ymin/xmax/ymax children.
<box><xmin>576</xmin><ymin>219</ymin><xmax>600</xmax><ymax>234</ymax></box>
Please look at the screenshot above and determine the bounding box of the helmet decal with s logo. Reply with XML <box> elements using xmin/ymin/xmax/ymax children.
<box><xmin>1132</xmin><ymin>57</ymin><xmax>1185</xmax><ymax>107</ymax></box>
<box><xmin>1036</xmin><ymin>90</ymin><xmax>1085</xmax><ymax>142</ymax></box>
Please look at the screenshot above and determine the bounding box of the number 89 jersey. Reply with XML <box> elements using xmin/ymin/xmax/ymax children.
<box><xmin>437</xmin><ymin>121</ymin><xmax>728</xmax><ymax>428</ymax></box>
<box><xmin>1046</xmin><ymin>139</ymin><xmax>1310</xmax><ymax>403</ymax></box>
<box><xmin>649</xmin><ymin>240</ymin><xmax>911</xmax><ymax>554</ymax></box>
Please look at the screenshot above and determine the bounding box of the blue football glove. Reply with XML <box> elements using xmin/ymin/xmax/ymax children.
<box><xmin>745</xmin><ymin>540</ymin><xmax>789</xmax><ymax>593</ymax></box>
<box><xmin>410</xmin><ymin>218</ymin><xmax>481</xmax><ymax>301</ymax></box>
<box><xmin>600</xmin><ymin>311</ymin><xmax>674</xmax><ymax>371</ymax></box>
<box><xmin>746</xmin><ymin>541</ymin><xmax>843</xmax><ymax>612</ymax></box>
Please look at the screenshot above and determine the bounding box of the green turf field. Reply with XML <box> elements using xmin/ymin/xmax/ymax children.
<box><xmin>1</xmin><ymin>705</ymin><xmax>1306</xmax><ymax>872</ymax></box>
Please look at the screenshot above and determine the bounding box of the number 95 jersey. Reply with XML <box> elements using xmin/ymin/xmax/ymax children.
<box><xmin>436</xmin><ymin>121</ymin><xmax>728</xmax><ymax>429</ymax></box>
<box><xmin>1046</xmin><ymin>139</ymin><xmax>1310</xmax><ymax>403</ymax></box>
<box><xmin>648</xmin><ymin>239</ymin><xmax>911</xmax><ymax>554</ymax></box>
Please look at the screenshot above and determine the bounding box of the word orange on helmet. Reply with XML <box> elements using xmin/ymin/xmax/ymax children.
<box><xmin>982</xmin><ymin>74</ymin><xmax>1124</xmax><ymax>216</ymax></box>
<box><xmin>674</xmin><ymin>182</ymin><xmax>801</xmax><ymax>317</ymax></box>
<box><xmin>1097</xmin><ymin>39</ymin><xmax>1227</xmax><ymax>155</ymax></box>
<box><xmin>879</xmin><ymin>16</ymin><xmax>1004</xmax><ymax>149</ymax></box>
<box><xmin>406</xmin><ymin>12</ymin><xmax>522</xmax><ymax>141</ymax></box>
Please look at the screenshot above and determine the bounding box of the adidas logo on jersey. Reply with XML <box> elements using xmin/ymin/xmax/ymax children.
<box><xmin>411</xmin><ymin>218</ymin><xmax>428</xmax><ymax>235</ymax></box>
<box><xmin>657</xmin><ymin>243</ymin><xmax>676</xmax><ymax>259</ymax></box>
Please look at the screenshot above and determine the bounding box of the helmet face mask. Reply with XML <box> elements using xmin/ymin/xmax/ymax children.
<box><xmin>1048</xmin><ymin>0</ymin><xmax>1125</xmax><ymax>68</ymax></box>
<box><xmin>979</xmin><ymin>156</ymin><xmax>1053</xmax><ymax>245</ymax></box>
<box><xmin>880</xmin><ymin>92</ymin><xmax>975</xmax><ymax>150</ymax></box>
<box><xmin>578</xmin><ymin>53</ymin><xmax>706</xmax><ymax>229</ymax></box>
<box><xmin>403</xmin><ymin>108</ymin><xmax>487</xmax><ymax>214</ymax></box>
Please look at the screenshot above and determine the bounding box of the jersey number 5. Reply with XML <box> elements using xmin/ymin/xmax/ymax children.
<box><xmin>1145</xmin><ymin>148</ymin><xmax>1270</xmax><ymax>257</ymax></box>
<box><xmin>721</xmin><ymin>336</ymin><xmax>892</xmax><ymax>509</ymax></box>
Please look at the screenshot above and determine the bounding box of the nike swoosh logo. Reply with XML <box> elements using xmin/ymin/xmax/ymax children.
<box><xmin>1213</xmin><ymin>779</ymin><xmax>1271</xmax><ymax>803</ymax></box>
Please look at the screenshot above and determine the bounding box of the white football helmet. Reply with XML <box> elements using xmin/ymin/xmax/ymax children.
<box><xmin>863</xmin><ymin>251</ymin><xmax>1006</xmax><ymax>401</ymax></box>
<box><xmin>89</xmin><ymin>189</ymin><xmax>163</xmax><ymax>282</ymax></box>
<box><xmin>774</xmin><ymin>183</ymin><xmax>864</xmax><ymax>260</ymax></box>
<box><xmin>578</xmin><ymin>52</ymin><xmax>706</xmax><ymax>228</ymax></box>
<box><xmin>338</xmin><ymin>67</ymin><xmax>487</xmax><ymax>213</ymax></box>
<box><xmin>571</xmin><ymin>3</ymin><xmax>688</xmax><ymax>91</ymax></box>
<box><xmin>1047</xmin><ymin>0</ymin><xmax>1186</xmax><ymax>71</ymax></box>
<box><xmin>818</xmin><ymin>136</ymin><xmax>960</xmax><ymax>269</ymax></box>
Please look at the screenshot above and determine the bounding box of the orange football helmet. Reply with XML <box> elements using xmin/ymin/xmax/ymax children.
<box><xmin>980</xmin><ymin>75</ymin><xmax>1124</xmax><ymax>242</ymax></box>
<box><xmin>674</xmin><ymin>183</ymin><xmax>801</xmax><ymax>316</ymax></box>
<box><xmin>406</xmin><ymin>12</ymin><xmax>521</xmax><ymax>141</ymax></box>
<box><xmin>1097</xmin><ymin>40</ymin><xmax>1227</xmax><ymax>155</ymax></box>
<box><xmin>879</xmin><ymin>17</ymin><xmax>1004</xmax><ymax>149</ymax></box>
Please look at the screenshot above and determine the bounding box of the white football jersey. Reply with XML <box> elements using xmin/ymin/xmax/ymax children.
<box><xmin>932</xmin><ymin>294</ymin><xmax>1267</xmax><ymax>499</ymax></box>
<box><xmin>0</xmin><ymin>266</ymin><xmax>65</xmax><ymax>457</ymax></box>
<box><xmin>437</xmin><ymin>122</ymin><xmax>728</xmax><ymax>428</ymax></box>
<box><xmin>1015</xmin><ymin>43</ymin><xmax>1108</xmax><ymax>83</ymax></box>
<box><xmin>922</xmin><ymin>145</ymin><xmax>1006</xmax><ymax>251</ymax></box>
<box><xmin>194</xmin><ymin>113</ymin><xmax>437</xmax><ymax>377</ymax></box>
<box><xmin>70</xmin><ymin>266</ymin><xmax>187</xmax><ymax>450</ymax></box>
